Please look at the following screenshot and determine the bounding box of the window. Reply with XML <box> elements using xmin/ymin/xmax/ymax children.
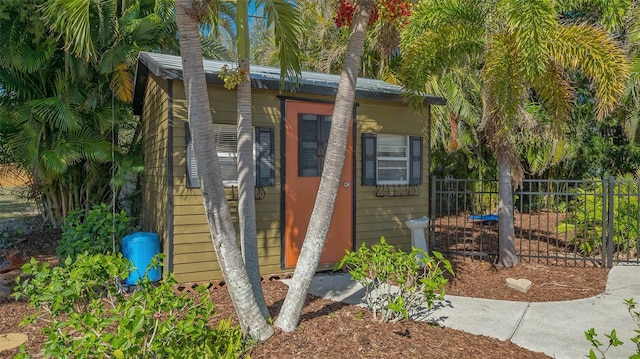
<box><xmin>299</xmin><ymin>114</ymin><xmax>332</xmax><ymax>177</ymax></box>
<box><xmin>377</xmin><ymin>134</ymin><xmax>409</xmax><ymax>184</ymax></box>
<box><xmin>362</xmin><ymin>133</ymin><xmax>422</xmax><ymax>186</ymax></box>
<box><xmin>185</xmin><ymin>123</ymin><xmax>274</xmax><ymax>188</ymax></box>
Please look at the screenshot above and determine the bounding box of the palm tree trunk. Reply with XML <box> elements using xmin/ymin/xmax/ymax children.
<box><xmin>236</xmin><ymin>0</ymin><xmax>269</xmax><ymax>320</ymax></box>
<box><xmin>274</xmin><ymin>0</ymin><xmax>374</xmax><ymax>333</ymax></box>
<box><xmin>175</xmin><ymin>0</ymin><xmax>273</xmax><ymax>341</ymax></box>
<box><xmin>497</xmin><ymin>155</ymin><xmax>518</xmax><ymax>267</ymax></box>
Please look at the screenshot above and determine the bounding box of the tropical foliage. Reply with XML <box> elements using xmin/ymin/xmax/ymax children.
<box><xmin>400</xmin><ymin>0</ymin><xmax>629</xmax><ymax>266</ymax></box>
<box><xmin>56</xmin><ymin>203</ymin><xmax>137</xmax><ymax>260</ymax></box>
<box><xmin>0</xmin><ymin>0</ymin><xmax>234</xmax><ymax>227</ymax></box>
<box><xmin>14</xmin><ymin>254</ymin><xmax>244</xmax><ymax>358</ymax></box>
<box><xmin>559</xmin><ymin>176</ymin><xmax>640</xmax><ymax>256</ymax></box>
<box><xmin>336</xmin><ymin>236</ymin><xmax>453</xmax><ymax>323</ymax></box>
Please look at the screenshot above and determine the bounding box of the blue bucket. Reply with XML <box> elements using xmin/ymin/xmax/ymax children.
<box><xmin>122</xmin><ymin>232</ymin><xmax>161</xmax><ymax>284</ymax></box>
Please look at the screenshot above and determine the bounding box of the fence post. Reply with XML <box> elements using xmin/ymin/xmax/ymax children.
<box><xmin>430</xmin><ymin>175</ymin><xmax>437</xmax><ymax>249</ymax></box>
<box><xmin>607</xmin><ymin>178</ymin><xmax>615</xmax><ymax>268</ymax></box>
<box><xmin>600</xmin><ymin>178</ymin><xmax>608</xmax><ymax>268</ymax></box>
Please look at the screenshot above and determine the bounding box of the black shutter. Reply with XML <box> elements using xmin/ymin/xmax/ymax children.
<box><xmin>185</xmin><ymin>123</ymin><xmax>200</xmax><ymax>188</ymax></box>
<box><xmin>362</xmin><ymin>133</ymin><xmax>377</xmax><ymax>186</ymax></box>
<box><xmin>255</xmin><ymin>127</ymin><xmax>275</xmax><ymax>186</ymax></box>
<box><xmin>299</xmin><ymin>115</ymin><xmax>319</xmax><ymax>176</ymax></box>
<box><xmin>409</xmin><ymin>136</ymin><xmax>423</xmax><ymax>185</ymax></box>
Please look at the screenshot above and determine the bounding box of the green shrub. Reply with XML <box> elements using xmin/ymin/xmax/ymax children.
<box><xmin>57</xmin><ymin>203</ymin><xmax>137</xmax><ymax>260</ymax></box>
<box><xmin>13</xmin><ymin>253</ymin><xmax>244</xmax><ymax>358</ymax></box>
<box><xmin>586</xmin><ymin>298</ymin><xmax>640</xmax><ymax>359</ymax></box>
<box><xmin>335</xmin><ymin>236</ymin><xmax>454</xmax><ymax>323</ymax></box>
<box><xmin>559</xmin><ymin>177</ymin><xmax>639</xmax><ymax>256</ymax></box>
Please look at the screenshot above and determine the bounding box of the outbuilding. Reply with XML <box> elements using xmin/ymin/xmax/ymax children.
<box><xmin>132</xmin><ymin>51</ymin><xmax>445</xmax><ymax>283</ymax></box>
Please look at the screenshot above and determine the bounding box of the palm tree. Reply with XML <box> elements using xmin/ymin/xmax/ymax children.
<box><xmin>0</xmin><ymin>0</ymin><xmax>234</xmax><ymax>226</ymax></box>
<box><xmin>400</xmin><ymin>0</ymin><xmax>629</xmax><ymax>267</ymax></box>
<box><xmin>235</xmin><ymin>0</ymin><xmax>302</xmax><ymax>320</ymax></box>
<box><xmin>177</xmin><ymin>0</ymin><xmax>390</xmax><ymax>335</ymax></box>
<box><xmin>174</xmin><ymin>0</ymin><xmax>275</xmax><ymax>341</ymax></box>
<box><xmin>274</xmin><ymin>0</ymin><xmax>377</xmax><ymax>332</ymax></box>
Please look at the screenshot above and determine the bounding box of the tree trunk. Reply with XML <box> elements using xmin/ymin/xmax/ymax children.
<box><xmin>274</xmin><ymin>0</ymin><xmax>374</xmax><ymax>333</ymax></box>
<box><xmin>236</xmin><ymin>0</ymin><xmax>269</xmax><ymax>320</ymax></box>
<box><xmin>497</xmin><ymin>155</ymin><xmax>518</xmax><ymax>267</ymax></box>
<box><xmin>174</xmin><ymin>0</ymin><xmax>273</xmax><ymax>341</ymax></box>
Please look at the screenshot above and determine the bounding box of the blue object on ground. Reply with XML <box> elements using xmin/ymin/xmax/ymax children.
<box><xmin>122</xmin><ymin>232</ymin><xmax>161</xmax><ymax>284</ymax></box>
<box><xmin>468</xmin><ymin>214</ymin><xmax>499</xmax><ymax>222</ymax></box>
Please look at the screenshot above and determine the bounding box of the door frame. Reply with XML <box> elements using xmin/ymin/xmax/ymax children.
<box><xmin>278</xmin><ymin>96</ymin><xmax>357</xmax><ymax>269</ymax></box>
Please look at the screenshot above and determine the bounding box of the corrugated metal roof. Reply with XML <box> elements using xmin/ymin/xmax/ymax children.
<box><xmin>133</xmin><ymin>51</ymin><xmax>445</xmax><ymax>115</ymax></box>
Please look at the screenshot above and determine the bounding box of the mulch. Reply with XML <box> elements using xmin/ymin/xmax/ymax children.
<box><xmin>0</xmin><ymin>229</ymin><xmax>610</xmax><ymax>358</ymax></box>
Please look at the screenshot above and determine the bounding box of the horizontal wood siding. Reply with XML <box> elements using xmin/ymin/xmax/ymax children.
<box><xmin>355</xmin><ymin>101</ymin><xmax>430</xmax><ymax>252</ymax></box>
<box><xmin>142</xmin><ymin>76</ymin><xmax>432</xmax><ymax>281</ymax></box>
<box><xmin>141</xmin><ymin>75</ymin><xmax>170</xmax><ymax>269</ymax></box>
<box><xmin>170</xmin><ymin>84</ymin><xmax>284</xmax><ymax>282</ymax></box>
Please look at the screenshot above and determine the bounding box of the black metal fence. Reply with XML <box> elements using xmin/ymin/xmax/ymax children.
<box><xmin>430</xmin><ymin>177</ymin><xmax>640</xmax><ymax>267</ymax></box>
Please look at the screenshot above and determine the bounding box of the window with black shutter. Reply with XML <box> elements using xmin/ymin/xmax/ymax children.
<box><xmin>185</xmin><ymin>123</ymin><xmax>275</xmax><ymax>188</ymax></box>
<box><xmin>361</xmin><ymin>133</ymin><xmax>423</xmax><ymax>186</ymax></box>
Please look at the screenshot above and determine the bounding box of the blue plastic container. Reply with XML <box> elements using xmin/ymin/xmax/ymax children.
<box><xmin>122</xmin><ymin>232</ymin><xmax>161</xmax><ymax>284</ymax></box>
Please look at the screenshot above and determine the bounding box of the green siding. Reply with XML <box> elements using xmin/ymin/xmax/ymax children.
<box><xmin>141</xmin><ymin>75</ymin><xmax>170</xmax><ymax>271</ymax></box>
<box><xmin>170</xmin><ymin>85</ymin><xmax>284</xmax><ymax>282</ymax></box>
<box><xmin>142</xmin><ymin>79</ymin><xmax>432</xmax><ymax>283</ymax></box>
<box><xmin>354</xmin><ymin>100</ymin><xmax>430</xmax><ymax>252</ymax></box>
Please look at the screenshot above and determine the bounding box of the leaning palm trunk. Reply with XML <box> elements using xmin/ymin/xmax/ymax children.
<box><xmin>274</xmin><ymin>0</ymin><xmax>374</xmax><ymax>333</ymax></box>
<box><xmin>497</xmin><ymin>153</ymin><xmax>518</xmax><ymax>267</ymax></box>
<box><xmin>175</xmin><ymin>0</ymin><xmax>273</xmax><ymax>341</ymax></box>
<box><xmin>236</xmin><ymin>0</ymin><xmax>269</xmax><ymax>320</ymax></box>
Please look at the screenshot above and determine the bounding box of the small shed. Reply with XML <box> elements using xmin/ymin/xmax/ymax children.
<box><xmin>132</xmin><ymin>52</ymin><xmax>445</xmax><ymax>283</ymax></box>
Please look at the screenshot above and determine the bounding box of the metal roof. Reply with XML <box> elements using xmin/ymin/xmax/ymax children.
<box><xmin>133</xmin><ymin>51</ymin><xmax>446</xmax><ymax>115</ymax></box>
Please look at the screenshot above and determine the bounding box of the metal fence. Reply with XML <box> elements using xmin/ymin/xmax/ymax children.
<box><xmin>430</xmin><ymin>177</ymin><xmax>640</xmax><ymax>267</ymax></box>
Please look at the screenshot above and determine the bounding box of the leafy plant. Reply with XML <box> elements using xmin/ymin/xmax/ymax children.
<box><xmin>13</xmin><ymin>253</ymin><xmax>244</xmax><ymax>358</ymax></box>
<box><xmin>56</xmin><ymin>203</ymin><xmax>137</xmax><ymax>260</ymax></box>
<box><xmin>335</xmin><ymin>236</ymin><xmax>454</xmax><ymax>323</ymax></box>
<box><xmin>586</xmin><ymin>298</ymin><xmax>640</xmax><ymax>359</ymax></box>
<box><xmin>559</xmin><ymin>177</ymin><xmax>640</xmax><ymax>256</ymax></box>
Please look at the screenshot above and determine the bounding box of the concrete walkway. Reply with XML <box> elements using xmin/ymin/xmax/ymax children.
<box><xmin>288</xmin><ymin>265</ymin><xmax>640</xmax><ymax>359</ymax></box>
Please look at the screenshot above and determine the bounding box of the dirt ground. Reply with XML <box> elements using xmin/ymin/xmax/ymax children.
<box><xmin>0</xmin><ymin>229</ymin><xmax>610</xmax><ymax>359</ymax></box>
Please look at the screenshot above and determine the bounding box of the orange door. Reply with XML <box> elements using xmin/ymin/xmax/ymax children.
<box><xmin>284</xmin><ymin>100</ymin><xmax>353</xmax><ymax>268</ymax></box>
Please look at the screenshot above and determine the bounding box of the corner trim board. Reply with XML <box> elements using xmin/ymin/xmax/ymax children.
<box><xmin>166</xmin><ymin>80</ymin><xmax>174</xmax><ymax>274</ymax></box>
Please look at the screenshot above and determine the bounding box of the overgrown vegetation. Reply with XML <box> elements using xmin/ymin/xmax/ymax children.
<box><xmin>56</xmin><ymin>203</ymin><xmax>137</xmax><ymax>260</ymax></box>
<box><xmin>586</xmin><ymin>298</ymin><xmax>640</xmax><ymax>359</ymax></box>
<box><xmin>335</xmin><ymin>236</ymin><xmax>453</xmax><ymax>323</ymax></box>
<box><xmin>13</xmin><ymin>253</ymin><xmax>244</xmax><ymax>358</ymax></box>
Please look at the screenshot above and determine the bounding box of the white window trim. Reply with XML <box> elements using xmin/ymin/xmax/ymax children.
<box><xmin>188</xmin><ymin>124</ymin><xmax>258</xmax><ymax>188</ymax></box>
<box><xmin>376</xmin><ymin>134</ymin><xmax>410</xmax><ymax>185</ymax></box>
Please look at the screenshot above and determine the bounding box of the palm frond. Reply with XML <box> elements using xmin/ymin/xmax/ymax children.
<box><xmin>482</xmin><ymin>31</ymin><xmax>527</xmax><ymax>133</ymax></box>
<box><xmin>497</xmin><ymin>0</ymin><xmax>557</xmax><ymax>80</ymax></box>
<box><xmin>110</xmin><ymin>63</ymin><xmax>134</xmax><ymax>103</ymax></box>
<box><xmin>256</xmin><ymin>0</ymin><xmax>302</xmax><ymax>89</ymax></box>
<box><xmin>201</xmin><ymin>35</ymin><xmax>233</xmax><ymax>60</ymax></box>
<box><xmin>551</xmin><ymin>23</ymin><xmax>629</xmax><ymax>119</ymax></box>
<box><xmin>400</xmin><ymin>0</ymin><xmax>485</xmax><ymax>91</ymax></box>
<box><xmin>531</xmin><ymin>61</ymin><xmax>574</xmax><ymax>123</ymax></box>
<box><xmin>28</xmin><ymin>96</ymin><xmax>83</xmax><ymax>132</ymax></box>
<box><xmin>42</xmin><ymin>0</ymin><xmax>99</xmax><ymax>60</ymax></box>
<box><xmin>556</xmin><ymin>0</ymin><xmax>631</xmax><ymax>32</ymax></box>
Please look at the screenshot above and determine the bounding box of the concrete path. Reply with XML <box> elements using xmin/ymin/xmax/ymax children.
<box><xmin>287</xmin><ymin>265</ymin><xmax>640</xmax><ymax>359</ymax></box>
